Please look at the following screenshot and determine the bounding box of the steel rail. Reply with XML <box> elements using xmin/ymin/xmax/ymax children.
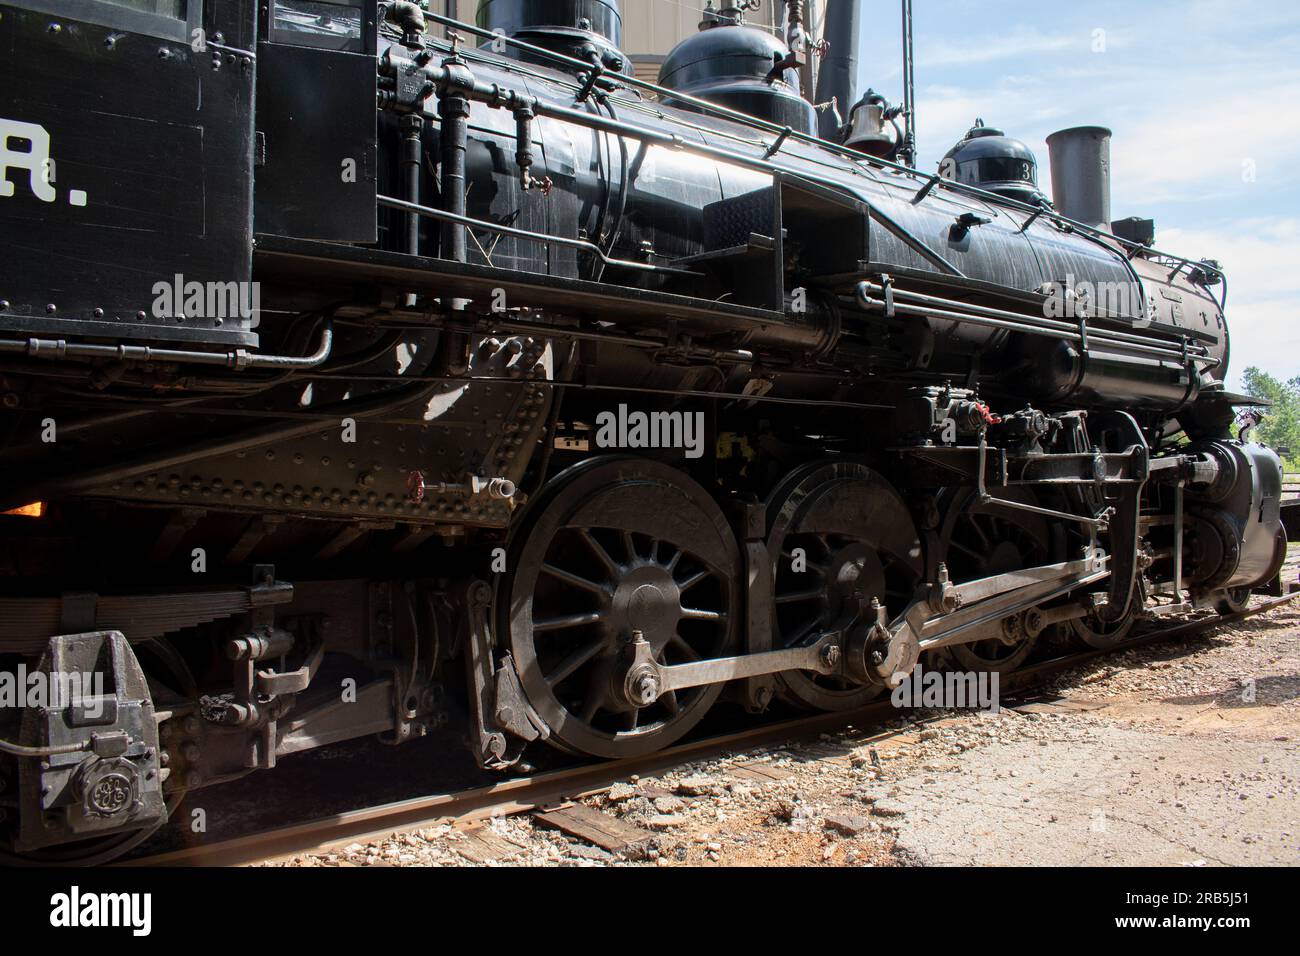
<box><xmin>125</xmin><ymin>590</ymin><xmax>1298</xmax><ymax>867</ymax></box>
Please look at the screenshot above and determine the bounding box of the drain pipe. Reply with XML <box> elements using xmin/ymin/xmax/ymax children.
<box><xmin>0</xmin><ymin>320</ymin><xmax>334</xmax><ymax>370</ymax></box>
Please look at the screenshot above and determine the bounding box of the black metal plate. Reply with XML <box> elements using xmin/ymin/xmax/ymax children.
<box><xmin>254</xmin><ymin>42</ymin><xmax>377</xmax><ymax>242</ymax></box>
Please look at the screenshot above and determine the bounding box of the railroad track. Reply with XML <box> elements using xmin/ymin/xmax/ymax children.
<box><xmin>127</xmin><ymin>591</ymin><xmax>1300</xmax><ymax>867</ymax></box>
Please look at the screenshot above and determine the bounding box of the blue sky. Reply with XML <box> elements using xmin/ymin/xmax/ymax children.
<box><xmin>853</xmin><ymin>0</ymin><xmax>1300</xmax><ymax>389</ymax></box>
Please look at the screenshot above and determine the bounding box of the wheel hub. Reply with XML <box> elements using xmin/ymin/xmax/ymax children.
<box><xmin>610</xmin><ymin>566</ymin><xmax>682</xmax><ymax>652</ymax></box>
<box><xmin>825</xmin><ymin>543</ymin><xmax>886</xmax><ymax>618</ymax></box>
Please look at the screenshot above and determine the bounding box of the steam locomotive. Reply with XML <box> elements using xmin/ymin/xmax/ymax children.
<box><xmin>0</xmin><ymin>0</ymin><xmax>1288</xmax><ymax>863</ymax></box>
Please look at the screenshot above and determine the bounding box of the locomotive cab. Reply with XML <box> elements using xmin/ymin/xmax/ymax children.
<box><xmin>0</xmin><ymin>0</ymin><xmax>259</xmax><ymax>347</ymax></box>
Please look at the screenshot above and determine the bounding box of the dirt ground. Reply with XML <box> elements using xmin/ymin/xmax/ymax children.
<box><xmin>267</xmin><ymin>547</ymin><xmax>1300</xmax><ymax>868</ymax></box>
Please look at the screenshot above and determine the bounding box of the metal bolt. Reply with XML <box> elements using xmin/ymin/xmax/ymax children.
<box><xmin>820</xmin><ymin>644</ymin><xmax>841</xmax><ymax>668</ymax></box>
<box><xmin>633</xmin><ymin>673</ymin><xmax>659</xmax><ymax>706</ymax></box>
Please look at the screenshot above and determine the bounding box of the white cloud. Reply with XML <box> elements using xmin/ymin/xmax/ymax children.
<box><xmin>917</xmin><ymin>28</ymin><xmax>1079</xmax><ymax>67</ymax></box>
<box><xmin>1159</xmin><ymin>219</ymin><xmax>1300</xmax><ymax>387</ymax></box>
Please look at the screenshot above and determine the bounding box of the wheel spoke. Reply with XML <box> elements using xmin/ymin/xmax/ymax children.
<box><xmin>624</xmin><ymin>708</ymin><xmax>639</xmax><ymax>731</ymax></box>
<box><xmin>781</xmin><ymin>616</ymin><xmax>819</xmax><ymax>649</ymax></box>
<box><xmin>681</xmin><ymin>606</ymin><xmax>726</xmax><ymax>621</ymax></box>
<box><xmin>812</xmin><ymin>534</ymin><xmax>835</xmax><ymax>560</ymax></box>
<box><xmin>545</xmin><ymin>639</ymin><xmax>605</xmax><ymax>686</ymax></box>
<box><xmin>676</xmin><ymin>568</ymin><xmax>710</xmax><ymax>592</ymax></box>
<box><xmin>540</xmin><ymin>562</ymin><xmax>608</xmax><ymax>595</ymax></box>
<box><xmin>965</xmin><ymin>516</ymin><xmax>991</xmax><ymax>548</ymax></box>
<box><xmin>534</xmin><ymin>610</ymin><xmax>604</xmax><ymax>632</ymax></box>
<box><xmin>669</xmin><ymin>634</ymin><xmax>702</xmax><ymax>661</ymax></box>
<box><xmin>622</xmin><ymin>531</ymin><xmax>638</xmax><ymax>563</ymax></box>
<box><xmin>948</xmin><ymin>539</ymin><xmax>983</xmax><ymax>561</ymax></box>
<box><xmin>578</xmin><ymin>528</ymin><xmax>620</xmax><ymax>577</ymax></box>
<box><xmin>775</xmin><ymin>587</ymin><xmax>825</xmax><ymax>605</ymax></box>
<box><xmin>660</xmin><ymin>690</ymin><xmax>679</xmax><ymax>716</ymax></box>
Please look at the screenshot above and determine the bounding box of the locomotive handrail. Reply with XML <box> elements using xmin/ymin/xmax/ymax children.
<box><xmin>376</xmin><ymin>194</ymin><xmax>703</xmax><ymax>277</ymax></box>
<box><xmin>857</xmin><ymin>281</ymin><xmax>1208</xmax><ymax>356</ymax></box>
<box><xmin>418</xmin><ymin>11</ymin><xmax>1229</xmax><ymax>309</ymax></box>
<box><xmin>854</xmin><ymin>282</ymin><xmax>1215</xmax><ymax>372</ymax></box>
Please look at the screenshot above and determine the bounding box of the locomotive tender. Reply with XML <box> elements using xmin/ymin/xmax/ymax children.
<box><xmin>0</xmin><ymin>0</ymin><xmax>1288</xmax><ymax>862</ymax></box>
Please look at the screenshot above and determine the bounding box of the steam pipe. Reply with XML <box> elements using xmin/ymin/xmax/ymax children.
<box><xmin>400</xmin><ymin>114</ymin><xmax>424</xmax><ymax>256</ymax></box>
<box><xmin>814</xmin><ymin>0</ymin><xmax>860</xmax><ymax>138</ymax></box>
<box><xmin>0</xmin><ymin>321</ymin><xmax>335</xmax><ymax>370</ymax></box>
<box><xmin>438</xmin><ymin>88</ymin><xmax>470</xmax><ymax>265</ymax></box>
<box><xmin>900</xmin><ymin>0</ymin><xmax>916</xmax><ymax>167</ymax></box>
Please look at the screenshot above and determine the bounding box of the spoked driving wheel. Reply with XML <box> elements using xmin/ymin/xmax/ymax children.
<box><xmin>504</xmin><ymin>458</ymin><xmax>740</xmax><ymax>758</ymax></box>
<box><xmin>766</xmin><ymin>462</ymin><xmax>923</xmax><ymax>711</ymax></box>
<box><xmin>1213</xmin><ymin>586</ymin><xmax>1253</xmax><ymax>616</ymax></box>
<box><xmin>937</xmin><ymin>487</ymin><xmax>1059</xmax><ymax>673</ymax></box>
<box><xmin>1070</xmin><ymin>579</ymin><xmax>1140</xmax><ymax>649</ymax></box>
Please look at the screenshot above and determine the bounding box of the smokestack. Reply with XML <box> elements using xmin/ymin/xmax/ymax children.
<box><xmin>815</xmin><ymin>0</ymin><xmax>861</xmax><ymax>138</ymax></box>
<box><xmin>1046</xmin><ymin>126</ymin><xmax>1112</xmax><ymax>231</ymax></box>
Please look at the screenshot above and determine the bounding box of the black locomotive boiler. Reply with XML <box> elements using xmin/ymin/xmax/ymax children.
<box><xmin>0</xmin><ymin>0</ymin><xmax>1288</xmax><ymax>862</ymax></box>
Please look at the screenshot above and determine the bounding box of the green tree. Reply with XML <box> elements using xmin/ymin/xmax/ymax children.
<box><xmin>1240</xmin><ymin>367</ymin><xmax>1300</xmax><ymax>471</ymax></box>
